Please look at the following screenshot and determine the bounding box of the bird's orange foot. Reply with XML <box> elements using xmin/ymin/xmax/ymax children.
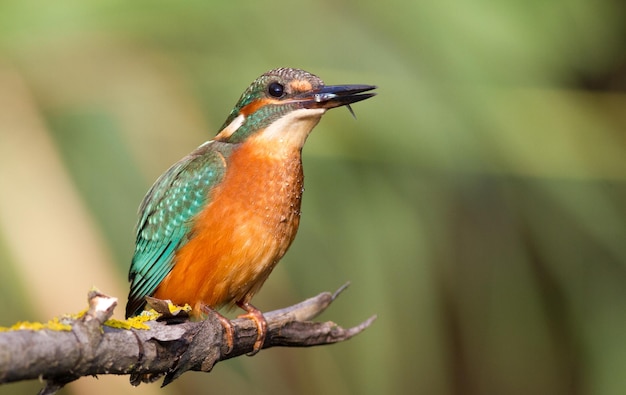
<box><xmin>200</xmin><ymin>305</ymin><xmax>234</xmax><ymax>354</ymax></box>
<box><xmin>236</xmin><ymin>301</ymin><xmax>267</xmax><ymax>356</ymax></box>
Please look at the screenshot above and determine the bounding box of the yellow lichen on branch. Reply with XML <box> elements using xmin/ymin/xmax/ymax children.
<box><xmin>104</xmin><ymin>310</ymin><xmax>161</xmax><ymax>330</ymax></box>
<box><xmin>0</xmin><ymin>316</ymin><xmax>72</xmax><ymax>332</ymax></box>
<box><xmin>103</xmin><ymin>299</ymin><xmax>192</xmax><ymax>330</ymax></box>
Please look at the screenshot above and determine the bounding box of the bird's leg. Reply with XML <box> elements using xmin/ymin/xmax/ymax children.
<box><xmin>199</xmin><ymin>304</ymin><xmax>234</xmax><ymax>354</ymax></box>
<box><xmin>236</xmin><ymin>301</ymin><xmax>267</xmax><ymax>356</ymax></box>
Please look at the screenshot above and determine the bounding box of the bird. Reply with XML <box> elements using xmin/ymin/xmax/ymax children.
<box><xmin>125</xmin><ymin>67</ymin><xmax>376</xmax><ymax>354</ymax></box>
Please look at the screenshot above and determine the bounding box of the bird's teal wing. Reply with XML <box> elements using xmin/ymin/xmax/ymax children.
<box><xmin>126</xmin><ymin>141</ymin><xmax>231</xmax><ymax>317</ymax></box>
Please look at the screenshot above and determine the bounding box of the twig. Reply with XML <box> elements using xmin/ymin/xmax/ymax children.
<box><xmin>0</xmin><ymin>286</ymin><xmax>375</xmax><ymax>394</ymax></box>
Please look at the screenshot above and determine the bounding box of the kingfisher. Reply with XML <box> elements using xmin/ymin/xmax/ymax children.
<box><xmin>125</xmin><ymin>67</ymin><xmax>376</xmax><ymax>354</ymax></box>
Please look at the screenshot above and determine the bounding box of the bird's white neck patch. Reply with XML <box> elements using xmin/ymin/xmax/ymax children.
<box><xmin>215</xmin><ymin>114</ymin><xmax>245</xmax><ymax>140</ymax></box>
<box><xmin>250</xmin><ymin>108</ymin><xmax>326</xmax><ymax>153</ymax></box>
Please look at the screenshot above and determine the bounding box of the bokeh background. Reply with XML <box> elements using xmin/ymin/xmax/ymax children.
<box><xmin>1</xmin><ymin>1</ymin><xmax>625</xmax><ymax>394</ymax></box>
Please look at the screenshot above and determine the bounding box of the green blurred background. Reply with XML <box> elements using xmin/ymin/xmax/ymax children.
<box><xmin>1</xmin><ymin>1</ymin><xmax>625</xmax><ymax>394</ymax></box>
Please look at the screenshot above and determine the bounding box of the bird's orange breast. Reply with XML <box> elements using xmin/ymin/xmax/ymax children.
<box><xmin>152</xmin><ymin>140</ymin><xmax>304</xmax><ymax>314</ymax></box>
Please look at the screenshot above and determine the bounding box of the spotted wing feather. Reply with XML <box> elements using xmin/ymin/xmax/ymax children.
<box><xmin>126</xmin><ymin>142</ymin><xmax>229</xmax><ymax>317</ymax></box>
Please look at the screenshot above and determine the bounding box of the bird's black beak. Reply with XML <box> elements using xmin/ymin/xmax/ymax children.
<box><xmin>297</xmin><ymin>84</ymin><xmax>377</xmax><ymax>110</ymax></box>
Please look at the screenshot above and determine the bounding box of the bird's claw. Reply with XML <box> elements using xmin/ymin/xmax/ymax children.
<box><xmin>237</xmin><ymin>302</ymin><xmax>267</xmax><ymax>356</ymax></box>
<box><xmin>200</xmin><ymin>304</ymin><xmax>234</xmax><ymax>354</ymax></box>
<box><xmin>214</xmin><ymin>313</ymin><xmax>235</xmax><ymax>354</ymax></box>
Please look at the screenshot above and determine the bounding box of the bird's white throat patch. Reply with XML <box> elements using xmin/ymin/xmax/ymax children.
<box><xmin>253</xmin><ymin>108</ymin><xmax>326</xmax><ymax>152</ymax></box>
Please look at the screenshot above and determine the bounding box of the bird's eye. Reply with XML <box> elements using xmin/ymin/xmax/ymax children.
<box><xmin>268</xmin><ymin>82</ymin><xmax>285</xmax><ymax>98</ymax></box>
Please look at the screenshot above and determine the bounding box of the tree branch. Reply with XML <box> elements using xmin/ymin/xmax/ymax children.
<box><xmin>0</xmin><ymin>285</ymin><xmax>375</xmax><ymax>394</ymax></box>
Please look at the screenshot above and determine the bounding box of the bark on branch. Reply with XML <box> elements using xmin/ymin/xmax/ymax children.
<box><xmin>0</xmin><ymin>285</ymin><xmax>375</xmax><ymax>395</ymax></box>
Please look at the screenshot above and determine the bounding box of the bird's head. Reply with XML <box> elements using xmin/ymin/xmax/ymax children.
<box><xmin>214</xmin><ymin>68</ymin><xmax>376</xmax><ymax>150</ymax></box>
